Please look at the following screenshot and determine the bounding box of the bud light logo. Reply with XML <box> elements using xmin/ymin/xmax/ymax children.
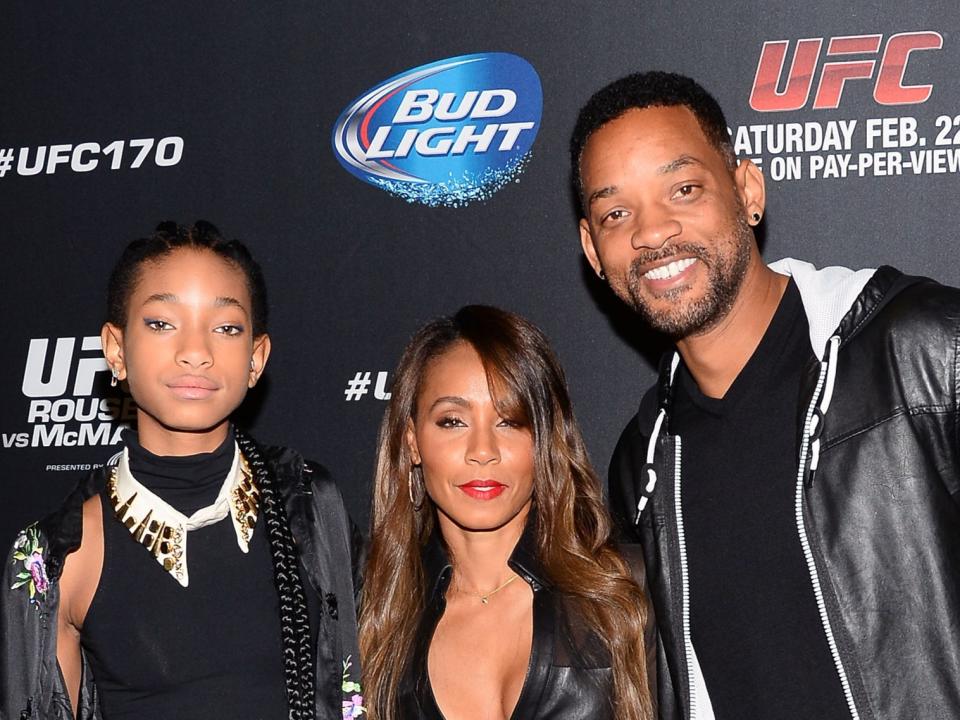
<box><xmin>332</xmin><ymin>53</ymin><xmax>542</xmax><ymax>208</ymax></box>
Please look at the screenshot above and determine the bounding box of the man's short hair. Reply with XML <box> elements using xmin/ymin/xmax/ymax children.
<box><xmin>570</xmin><ymin>71</ymin><xmax>735</xmax><ymax>196</ymax></box>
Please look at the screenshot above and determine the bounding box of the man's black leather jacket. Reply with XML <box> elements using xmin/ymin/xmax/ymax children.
<box><xmin>0</xmin><ymin>431</ymin><xmax>363</xmax><ymax>720</ymax></box>
<box><xmin>610</xmin><ymin>260</ymin><xmax>960</xmax><ymax>720</ymax></box>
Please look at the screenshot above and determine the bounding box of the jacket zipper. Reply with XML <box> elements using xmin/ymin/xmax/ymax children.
<box><xmin>672</xmin><ymin>435</ymin><xmax>700</xmax><ymax>720</ymax></box>
<box><xmin>795</xmin><ymin>357</ymin><xmax>860</xmax><ymax>720</ymax></box>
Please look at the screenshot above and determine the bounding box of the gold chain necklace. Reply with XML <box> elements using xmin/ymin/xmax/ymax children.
<box><xmin>457</xmin><ymin>573</ymin><xmax>521</xmax><ymax>605</ymax></box>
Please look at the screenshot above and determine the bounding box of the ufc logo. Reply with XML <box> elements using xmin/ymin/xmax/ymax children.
<box><xmin>750</xmin><ymin>32</ymin><xmax>942</xmax><ymax>112</ymax></box>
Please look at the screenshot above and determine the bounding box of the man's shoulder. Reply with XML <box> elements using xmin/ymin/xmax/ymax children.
<box><xmin>864</xmin><ymin>268</ymin><xmax>960</xmax><ymax>336</ymax></box>
<box><xmin>891</xmin><ymin>272</ymin><xmax>960</xmax><ymax>313</ymax></box>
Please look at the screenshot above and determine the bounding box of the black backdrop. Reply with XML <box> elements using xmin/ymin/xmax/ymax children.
<box><xmin>3</xmin><ymin>2</ymin><xmax>958</xmax><ymax>546</ymax></box>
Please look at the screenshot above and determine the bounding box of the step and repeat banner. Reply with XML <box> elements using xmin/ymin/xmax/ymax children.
<box><xmin>2</xmin><ymin>2</ymin><xmax>958</xmax><ymax>545</ymax></box>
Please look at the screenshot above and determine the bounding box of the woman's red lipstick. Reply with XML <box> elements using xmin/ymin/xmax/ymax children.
<box><xmin>457</xmin><ymin>479</ymin><xmax>507</xmax><ymax>500</ymax></box>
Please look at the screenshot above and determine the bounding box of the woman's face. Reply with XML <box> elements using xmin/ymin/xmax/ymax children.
<box><xmin>407</xmin><ymin>341</ymin><xmax>535</xmax><ymax>536</ymax></box>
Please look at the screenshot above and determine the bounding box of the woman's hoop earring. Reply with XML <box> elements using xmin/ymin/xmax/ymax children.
<box><xmin>408</xmin><ymin>466</ymin><xmax>425</xmax><ymax>511</ymax></box>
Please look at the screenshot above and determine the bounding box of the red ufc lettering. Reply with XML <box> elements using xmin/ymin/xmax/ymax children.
<box><xmin>875</xmin><ymin>32</ymin><xmax>943</xmax><ymax>105</ymax></box>
<box><xmin>749</xmin><ymin>31</ymin><xmax>942</xmax><ymax>112</ymax></box>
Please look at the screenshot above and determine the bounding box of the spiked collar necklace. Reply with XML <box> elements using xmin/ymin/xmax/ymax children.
<box><xmin>106</xmin><ymin>443</ymin><xmax>260</xmax><ymax>587</ymax></box>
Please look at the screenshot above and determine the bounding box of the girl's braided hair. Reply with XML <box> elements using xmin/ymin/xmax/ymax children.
<box><xmin>237</xmin><ymin>430</ymin><xmax>316</xmax><ymax>719</ymax></box>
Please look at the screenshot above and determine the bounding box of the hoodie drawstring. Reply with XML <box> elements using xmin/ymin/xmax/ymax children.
<box><xmin>635</xmin><ymin>353</ymin><xmax>681</xmax><ymax>523</ymax></box>
<box><xmin>808</xmin><ymin>335</ymin><xmax>841</xmax><ymax>480</ymax></box>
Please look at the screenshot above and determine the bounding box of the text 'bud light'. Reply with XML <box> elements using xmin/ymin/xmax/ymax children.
<box><xmin>332</xmin><ymin>53</ymin><xmax>543</xmax><ymax>207</ymax></box>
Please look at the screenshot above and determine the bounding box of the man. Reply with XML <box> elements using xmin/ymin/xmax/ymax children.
<box><xmin>572</xmin><ymin>71</ymin><xmax>960</xmax><ymax>719</ymax></box>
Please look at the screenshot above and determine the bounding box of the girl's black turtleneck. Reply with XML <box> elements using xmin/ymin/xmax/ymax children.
<box><xmin>124</xmin><ymin>426</ymin><xmax>236</xmax><ymax>516</ymax></box>
<box><xmin>80</xmin><ymin>426</ymin><xmax>289</xmax><ymax>720</ymax></box>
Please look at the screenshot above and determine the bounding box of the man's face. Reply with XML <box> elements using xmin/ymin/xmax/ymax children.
<box><xmin>578</xmin><ymin>105</ymin><xmax>760</xmax><ymax>338</ymax></box>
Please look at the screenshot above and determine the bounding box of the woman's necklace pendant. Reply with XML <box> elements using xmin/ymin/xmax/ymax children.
<box><xmin>456</xmin><ymin>571</ymin><xmax>519</xmax><ymax>605</ymax></box>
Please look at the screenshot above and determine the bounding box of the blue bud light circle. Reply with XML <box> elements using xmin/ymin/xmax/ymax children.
<box><xmin>332</xmin><ymin>52</ymin><xmax>543</xmax><ymax>208</ymax></box>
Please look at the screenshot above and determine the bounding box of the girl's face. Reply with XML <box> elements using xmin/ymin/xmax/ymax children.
<box><xmin>101</xmin><ymin>248</ymin><xmax>270</xmax><ymax>453</ymax></box>
<box><xmin>406</xmin><ymin>341</ymin><xmax>535</xmax><ymax>537</ymax></box>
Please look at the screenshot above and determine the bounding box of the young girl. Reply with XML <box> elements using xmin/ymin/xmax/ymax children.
<box><xmin>1</xmin><ymin>221</ymin><xmax>363</xmax><ymax>720</ymax></box>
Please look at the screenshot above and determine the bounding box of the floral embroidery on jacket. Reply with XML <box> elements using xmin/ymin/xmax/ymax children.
<box><xmin>10</xmin><ymin>525</ymin><xmax>49</xmax><ymax>603</ymax></box>
<box><xmin>341</xmin><ymin>656</ymin><xmax>365</xmax><ymax>718</ymax></box>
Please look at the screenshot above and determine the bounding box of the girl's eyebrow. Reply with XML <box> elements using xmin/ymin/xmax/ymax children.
<box><xmin>141</xmin><ymin>292</ymin><xmax>178</xmax><ymax>305</ymax></box>
<box><xmin>213</xmin><ymin>296</ymin><xmax>245</xmax><ymax>310</ymax></box>
<box><xmin>140</xmin><ymin>293</ymin><xmax>247</xmax><ymax>312</ymax></box>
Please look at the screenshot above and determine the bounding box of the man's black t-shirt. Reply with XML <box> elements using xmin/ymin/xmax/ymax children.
<box><xmin>671</xmin><ymin>279</ymin><xmax>849</xmax><ymax>719</ymax></box>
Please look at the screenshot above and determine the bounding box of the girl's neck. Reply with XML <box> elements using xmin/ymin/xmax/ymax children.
<box><xmin>124</xmin><ymin>426</ymin><xmax>236</xmax><ymax>516</ymax></box>
<box><xmin>135</xmin><ymin>416</ymin><xmax>231</xmax><ymax>457</ymax></box>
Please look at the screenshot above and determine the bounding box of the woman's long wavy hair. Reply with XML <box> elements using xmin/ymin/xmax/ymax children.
<box><xmin>360</xmin><ymin>305</ymin><xmax>652</xmax><ymax>719</ymax></box>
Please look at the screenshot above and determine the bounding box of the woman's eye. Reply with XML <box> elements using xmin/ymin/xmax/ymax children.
<box><xmin>436</xmin><ymin>415</ymin><xmax>465</xmax><ymax>428</ymax></box>
<box><xmin>144</xmin><ymin>319</ymin><xmax>173</xmax><ymax>332</ymax></box>
<box><xmin>214</xmin><ymin>324</ymin><xmax>244</xmax><ymax>336</ymax></box>
<box><xmin>497</xmin><ymin>418</ymin><xmax>522</xmax><ymax>429</ymax></box>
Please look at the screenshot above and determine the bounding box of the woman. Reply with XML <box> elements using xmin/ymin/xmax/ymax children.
<box><xmin>1</xmin><ymin>221</ymin><xmax>361</xmax><ymax>720</ymax></box>
<box><xmin>360</xmin><ymin>305</ymin><xmax>654</xmax><ymax>719</ymax></box>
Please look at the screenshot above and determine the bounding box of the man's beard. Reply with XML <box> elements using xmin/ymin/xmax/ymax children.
<box><xmin>620</xmin><ymin>213</ymin><xmax>753</xmax><ymax>339</ymax></box>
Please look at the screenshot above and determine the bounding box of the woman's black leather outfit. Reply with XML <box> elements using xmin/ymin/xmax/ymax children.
<box><xmin>398</xmin><ymin>520</ymin><xmax>653</xmax><ymax>719</ymax></box>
